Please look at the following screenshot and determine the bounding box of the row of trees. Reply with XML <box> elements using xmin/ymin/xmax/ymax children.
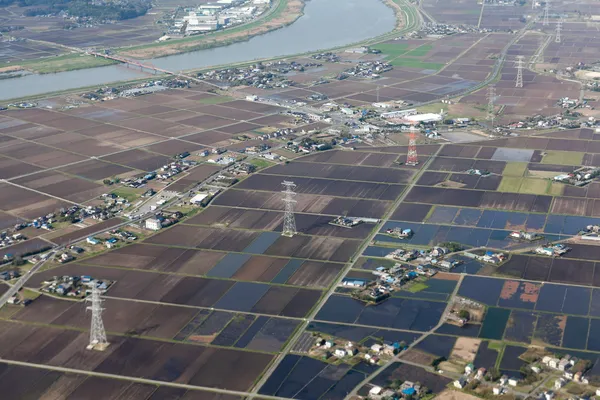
<box><xmin>2</xmin><ymin>0</ymin><xmax>152</xmax><ymax>21</ymax></box>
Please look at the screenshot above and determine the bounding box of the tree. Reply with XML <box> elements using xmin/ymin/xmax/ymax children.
<box><xmin>458</xmin><ymin>309</ymin><xmax>470</xmax><ymax>319</ymax></box>
<box><xmin>12</xmin><ymin>255</ymin><xmax>25</xmax><ymax>266</ymax></box>
<box><xmin>488</xmin><ymin>367</ymin><xmax>501</xmax><ymax>381</ymax></box>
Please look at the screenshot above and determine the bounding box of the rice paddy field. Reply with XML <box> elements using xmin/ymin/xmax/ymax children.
<box><xmin>4</xmin><ymin>2</ymin><xmax>600</xmax><ymax>393</ymax></box>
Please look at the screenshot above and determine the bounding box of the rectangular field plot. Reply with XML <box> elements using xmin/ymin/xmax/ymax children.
<box><xmin>306</xmin><ymin>322</ymin><xmax>421</xmax><ymax>345</ymax></box>
<box><xmin>262</xmin><ymin>161</ymin><xmax>415</xmax><ymax>184</ymax></box>
<box><xmin>173</xmin><ymin>309</ymin><xmax>300</xmax><ymax>352</ymax></box>
<box><xmin>236</xmin><ymin>174</ymin><xmax>406</xmax><ymax>201</ymax></box>
<box><xmin>0</xmin><ymin>363</ymin><xmax>242</xmax><ymax>400</ymax></box>
<box><xmin>81</xmin><ymin>242</ymin><xmax>342</xmax><ymax>288</ymax></box>
<box><xmin>0</xmin><ymin>320</ymin><xmax>272</xmax><ymax>392</ymax></box>
<box><xmin>315</xmin><ymin>295</ymin><xmax>446</xmax><ymax>331</ymax></box>
<box><xmin>186</xmin><ymin>206</ymin><xmax>374</xmax><ymax>239</ymax></box>
<box><xmin>479</xmin><ymin>308</ymin><xmax>510</xmax><ymax>340</ymax></box>
<box><xmin>533</xmin><ymin>314</ymin><xmax>566</xmax><ymax>347</ymax></box>
<box><xmin>213</xmin><ymin>189</ymin><xmax>391</xmax><ymax>218</ymax></box>
<box><xmin>258</xmin><ymin>354</ymin><xmax>369</xmax><ymax>400</ymax></box>
<box><xmin>504</xmin><ymin>311</ymin><xmax>537</xmax><ymax>344</ymax></box>
<box><xmin>27</xmin><ymin>264</ymin><xmax>321</xmax><ymax>318</ymax></box>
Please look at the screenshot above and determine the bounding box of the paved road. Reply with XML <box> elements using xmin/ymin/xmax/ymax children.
<box><xmin>0</xmin><ymin>251</ymin><xmax>55</xmax><ymax>308</ymax></box>
<box><xmin>249</xmin><ymin>143</ymin><xmax>443</xmax><ymax>398</ymax></box>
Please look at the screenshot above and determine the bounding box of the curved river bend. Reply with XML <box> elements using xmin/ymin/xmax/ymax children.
<box><xmin>0</xmin><ymin>0</ymin><xmax>396</xmax><ymax>101</ymax></box>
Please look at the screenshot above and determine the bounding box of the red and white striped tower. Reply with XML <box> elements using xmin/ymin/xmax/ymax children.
<box><xmin>406</xmin><ymin>131</ymin><xmax>419</xmax><ymax>166</ymax></box>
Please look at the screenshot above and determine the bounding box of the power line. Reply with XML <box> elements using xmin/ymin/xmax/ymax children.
<box><xmin>406</xmin><ymin>130</ymin><xmax>419</xmax><ymax>166</ymax></box>
<box><xmin>86</xmin><ymin>285</ymin><xmax>109</xmax><ymax>351</ymax></box>
<box><xmin>515</xmin><ymin>55</ymin><xmax>525</xmax><ymax>88</ymax></box>
<box><xmin>555</xmin><ymin>18</ymin><xmax>562</xmax><ymax>43</ymax></box>
<box><xmin>282</xmin><ymin>181</ymin><xmax>297</xmax><ymax>237</ymax></box>
<box><xmin>487</xmin><ymin>84</ymin><xmax>497</xmax><ymax>129</ymax></box>
<box><xmin>543</xmin><ymin>0</ymin><xmax>550</xmax><ymax>26</ymax></box>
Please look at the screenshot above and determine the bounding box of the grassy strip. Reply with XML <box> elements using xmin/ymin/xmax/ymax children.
<box><xmin>0</xmin><ymin>53</ymin><xmax>117</xmax><ymax>74</ymax></box>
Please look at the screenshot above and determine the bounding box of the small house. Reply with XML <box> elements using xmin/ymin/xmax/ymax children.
<box><xmin>324</xmin><ymin>340</ymin><xmax>334</xmax><ymax>349</ymax></box>
<box><xmin>476</xmin><ymin>368</ymin><xmax>487</xmax><ymax>380</ymax></box>
<box><xmin>554</xmin><ymin>378</ymin><xmax>566</xmax><ymax>390</ymax></box>
<box><xmin>531</xmin><ymin>364</ymin><xmax>542</xmax><ymax>374</ymax></box>
<box><xmin>454</xmin><ymin>377</ymin><xmax>467</xmax><ymax>389</ymax></box>
<box><xmin>493</xmin><ymin>387</ymin><xmax>502</xmax><ymax>395</ymax></box>
<box><xmin>369</xmin><ymin>356</ymin><xmax>379</xmax><ymax>365</ymax></box>
<box><xmin>369</xmin><ymin>386</ymin><xmax>382</xmax><ymax>397</ymax></box>
<box><xmin>370</xmin><ymin>344</ymin><xmax>383</xmax><ymax>353</ymax></box>
<box><xmin>334</xmin><ymin>348</ymin><xmax>347</xmax><ymax>358</ymax></box>
<box><xmin>564</xmin><ymin>371</ymin><xmax>574</xmax><ymax>380</ymax></box>
<box><xmin>465</xmin><ymin>363</ymin><xmax>474</xmax><ymax>374</ymax></box>
<box><xmin>548</xmin><ymin>358</ymin><xmax>560</xmax><ymax>369</ymax></box>
<box><xmin>499</xmin><ymin>375</ymin><xmax>508</xmax><ymax>386</ymax></box>
<box><xmin>558</xmin><ymin>358</ymin><xmax>570</xmax><ymax>371</ymax></box>
<box><xmin>508</xmin><ymin>377</ymin><xmax>518</xmax><ymax>387</ymax></box>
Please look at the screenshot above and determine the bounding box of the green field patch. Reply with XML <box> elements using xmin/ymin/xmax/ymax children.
<box><xmin>390</xmin><ymin>58</ymin><xmax>444</xmax><ymax>70</ymax></box>
<box><xmin>498</xmin><ymin>176</ymin><xmax>523</xmax><ymax>192</ymax></box>
<box><xmin>502</xmin><ymin>162</ymin><xmax>527</xmax><ymax>177</ymax></box>
<box><xmin>406</xmin><ymin>282</ymin><xmax>429</xmax><ymax>293</ymax></box>
<box><xmin>404</xmin><ymin>44</ymin><xmax>432</xmax><ymax>57</ymax></box>
<box><xmin>371</xmin><ymin>43</ymin><xmax>410</xmax><ymax>57</ymax></box>
<box><xmin>110</xmin><ymin>187</ymin><xmax>143</xmax><ymax>202</ymax></box>
<box><xmin>518</xmin><ymin>178</ymin><xmax>548</xmax><ymax>195</ymax></box>
<box><xmin>249</xmin><ymin>158</ymin><xmax>275</xmax><ymax>170</ymax></box>
<box><xmin>547</xmin><ymin>181</ymin><xmax>564</xmax><ymax>196</ymax></box>
<box><xmin>3</xmin><ymin>53</ymin><xmax>117</xmax><ymax>74</ymax></box>
<box><xmin>197</xmin><ymin>95</ymin><xmax>233</xmax><ymax>105</ymax></box>
<box><xmin>541</xmin><ymin>150</ymin><xmax>584</xmax><ymax>166</ymax></box>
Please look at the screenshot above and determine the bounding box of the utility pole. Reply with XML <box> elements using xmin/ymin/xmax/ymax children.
<box><xmin>281</xmin><ymin>181</ymin><xmax>297</xmax><ymax>237</ymax></box>
<box><xmin>406</xmin><ymin>130</ymin><xmax>419</xmax><ymax>166</ymax></box>
<box><xmin>555</xmin><ymin>18</ymin><xmax>562</xmax><ymax>43</ymax></box>
<box><xmin>86</xmin><ymin>285</ymin><xmax>109</xmax><ymax>351</ymax></box>
<box><xmin>543</xmin><ymin>0</ymin><xmax>550</xmax><ymax>26</ymax></box>
<box><xmin>487</xmin><ymin>84</ymin><xmax>497</xmax><ymax>129</ymax></box>
<box><xmin>515</xmin><ymin>55</ymin><xmax>524</xmax><ymax>88</ymax></box>
<box><xmin>376</xmin><ymin>86</ymin><xmax>380</xmax><ymax>103</ymax></box>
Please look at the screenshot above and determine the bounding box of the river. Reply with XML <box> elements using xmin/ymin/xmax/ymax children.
<box><xmin>0</xmin><ymin>0</ymin><xmax>396</xmax><ymax>101</ymax></box>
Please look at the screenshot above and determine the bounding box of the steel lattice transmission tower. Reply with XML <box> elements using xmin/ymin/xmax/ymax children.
<box><xmin>486</xmin><ymin>84</ymin><xmax>497</xmax><ymax>128</ymax></box>
<box><xmin>86</xmin><ymin>285</ymin><xmax>109</xmax><ymax>351</ymax></box>
<box><xmin>406</xmin><ymin>131</ymin><xmax>419</xmax><ymax>166</ymax></box>
<box><xmin>281</xmin><ymin>181</ymin><xmax>297</xmax><ymax>237</ymax></box>
<box><xmin>543</xmin><ymin>1</ymin><xmax>550</xmax><ymax>26</ymax></box>
<box><xmin>515</xmin><ymin>56</ymin><xmax>525</xmax><ymax>88</ymax></box>
<box><xmin>555</xmin><ymin>18</ymin><xmax>562</xmax><ymax>43</ymax></box>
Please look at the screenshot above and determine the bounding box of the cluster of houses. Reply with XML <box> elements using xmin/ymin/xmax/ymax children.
<box><xmin>339</xmin><ymin>60</ymin><xmax>392</xmax><ymax>79</ymax></box>
<box><xmin>384</xmin><ymin>246</ymin><xmax>460</xmax><ymax>270</ymax></box>
<box><xmin>553</xmin><ymin>167</ymin><xmax>600</xmax><ymax>187</ymax></box>
<box><xmin>258</xmin><ymin>128</ymin><xmax>296</xmax><ymax>141</ymax></box>
<box><xmin>509</xmin><ymin>231</ymin><xmax>542</xmax><ymax>241</ymax></box>
<box><xmin>0</xmin><ymin>232</ymin><xmax>27</xmax><ymax>249</ymax></box>
<box><xmin>157</xmin><ymin>159</ymin><xmax>197</xmax><ymax>180</ymax></box>
<box><xmin>330</xmin><ymin>216</ymin><xmax>379</xmax><ymax>228</ymax></box>
<box><xmin>535</xmin><ymin>243</ymin><xmax>571</xmax><ymax>257</ymax></box>
<box><xmin>145</xmin><ymin>211</ymin><xmax>183</xmax><ymax>231</ymax></box>
<box><xmin>40</xmin><ymin>275</ymin><xmax>113</xmax><ymax>298</ymax></box>
<box><xmin>466</xmin><ymin>250</ymin><xmax>507</xmax><ymax>265</ymax></box>
<box><xmin>313</xmin><ymin>336</ymin><xmax>404</xmax><ymax>367</ymax></box>
<box><xmin>369</xmin><ymin>381</ymin><xmax>423</xmax><ymax>399</ymax></box>
<box><xmin>455</xmin><ymin>364</ymin><xmax>522</xmax><ymax>396</ymax></box>
<box><xmin>0</xmin><ymin>270</ymin><xmax>20</xmax><ymax>281</ymax></box>
<box><xmin>384</xmin><ymin>227</ymin><xmax>414</xmax><ymax>239</ymax></box>
<box><xmin>344</xmin><ymin>262</ymin><xmax>438</xmax><ymax>302</ymax></box>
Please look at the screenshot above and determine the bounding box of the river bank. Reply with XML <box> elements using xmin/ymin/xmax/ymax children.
<box><xmin>119</xmin><ymin>0</ymin><xmax>306</xmax><ymax>60</ymax></box>
<box><xmin>0</xmin><ymin>0</ymin><xmax>399</xmax><ymax>101</ymax></box>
